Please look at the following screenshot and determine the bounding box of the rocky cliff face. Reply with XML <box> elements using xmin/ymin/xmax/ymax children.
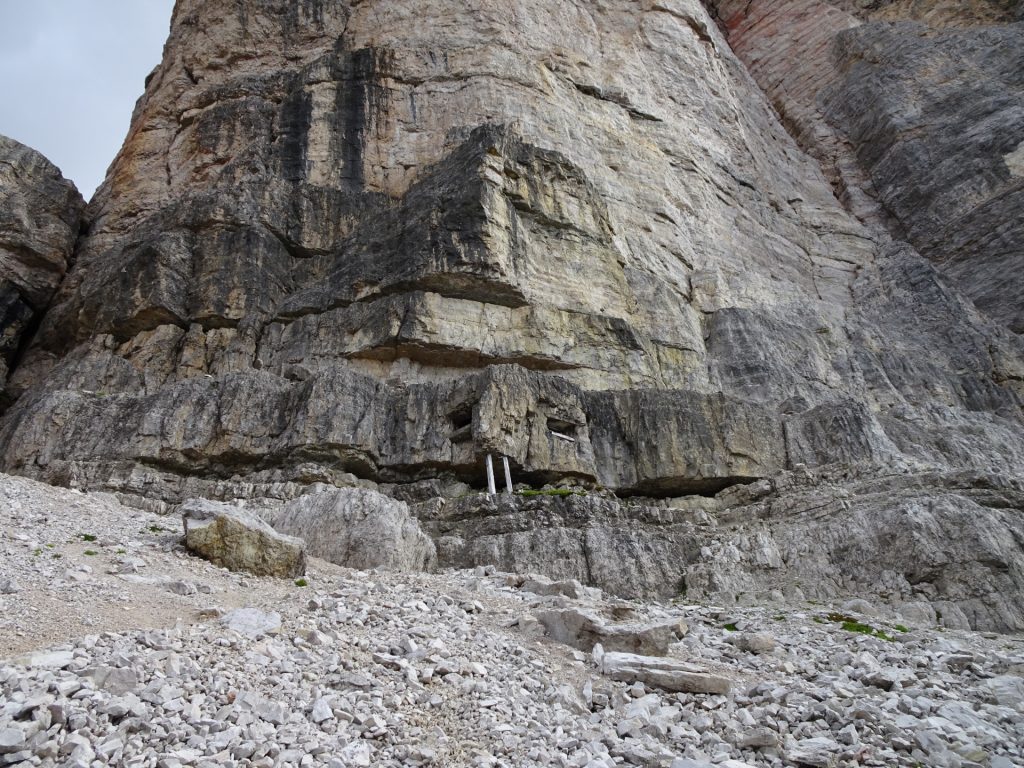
<box><xmin>707</xmin><ymin>0</ymin><xmax>1024</xmax><ymax>331</ymax></box>
<box><xmin>1</xmin><ymin>0</ymin><xmax>1022</xmax><ymax>628</ymax></box>
<box><xmin>0</xmin><ymin>136</ymin><xmax>84</xmax><ymax>405</ymax></box>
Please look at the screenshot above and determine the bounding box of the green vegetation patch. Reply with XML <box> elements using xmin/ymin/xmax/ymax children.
<box><xmin>80</xmin><ymin>533</ymin><xmax>97</xmax><ymax>542</ymax></box>
<box><xmin>822</xmin><ymin>612</ymin><xmax>895</xmax><ymax>641</ymax></box>
<box><xmin>517</xmin><ymin>488</ymin><xmax>585</xmax><ymax>498</ymax></box>
<box><xmin>83</xmin><ymin>550</ymin><xmax>98</xmax><ymax>556</ymax></box>
<box><xmin>295</xmin><ymin>578</ymin><xmax>309</xmax><ymax>587</ymax></box>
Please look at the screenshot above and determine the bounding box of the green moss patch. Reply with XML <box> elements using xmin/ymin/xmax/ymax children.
<box><xmin>821</xmin><ymin>612</ymin><xmax>896</xmax><ymax>641</ymax></box>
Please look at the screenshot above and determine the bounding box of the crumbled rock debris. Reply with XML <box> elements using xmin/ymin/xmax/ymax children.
<box><xmin>2</xmin><ymin>474</ymin><xmax>1023</xmax><ymax>767</ymax></box>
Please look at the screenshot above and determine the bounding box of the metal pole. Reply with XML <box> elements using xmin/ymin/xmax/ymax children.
<box><xmin>485</xmin><ymin>454</ymin><xmax>497</xmax><ymax>496</ymax></box>
<box><xmin>502</xmin><ymin>456</ymin><xmax>513</xmax><ymax>494</ymax></box>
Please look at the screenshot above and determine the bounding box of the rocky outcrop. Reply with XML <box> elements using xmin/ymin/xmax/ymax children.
<box><xmin>181</xmin><ymin>498</ymin><xmax>307</xmax><ymax>577</ymax></box>
<box><xmin>418</xmin><ymin>465</ymin><xmax>1024</xmax><ymax>632</ymax></box>
<box><xmin>0</xmin><ymin>136</ymin><xmax>84</xmax><ymax>403</ymax></box>
<box><xmin>422</xmin><ymin>491</ymin><xmax>703</xmax><ymax>600</ymax></box>
<box><xmin>272</xmin><ymin>488</ymin><xmax>436</xmax><ymax>572</ymax></box>
<box><xmin>706</xmin><ymin>0</ymin><xmax>1024</xmax><ymax>333</ymax></box>
<box><xmin>0</xmin><ymin>363</ymin><xmax>786</xmax><ymax>498</ymax></box>
<box><xmin>683</xmin><ymin>468</ymin><xmax>1024</xmax><ymax>633</ymax></box>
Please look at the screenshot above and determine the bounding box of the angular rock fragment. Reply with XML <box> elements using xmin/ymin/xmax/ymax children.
<box><xmin>729</xmin><ymin>632</ymin><xmax>776</xmax><ymax>655</ymax></box>
<box><xmin>0</xmin><ymin>726</ymin><xmax>25</xmax><ymax>754</ymax></box>
<box><xmin>985</xmin><ymin>675</ymin><xmax>1024</xmax><ymax>711</ymax></box>
<box><xmin>595</xmin><ymin>645</ymin><xmax>731</xmax><ymax>695</ymax></box>
<box><xmin>18</xmin><ymin>651</ymin><xmax>74</xmax><ymax>669</ymax></box>
<box><xmin>787</xmin><ymin>736</ymin><xmax>842</xmax><ymax>767</ymax></box>
<box><xmin>516</xmin><ymin>573</ymin><xmax>602</xmax><ymax>601</ymax></box>
<box><xmin>90</xmin><ymin>666</ymin><xmax>139</xmax><ymax>696</ymax></box>
<box><xmin>736</xmin><ymin>727</ymin><xmax>779</xmax><ymax>749</ymax></box>
<box><xmin>536</xmin><ymin>607</ymin><xmax>686</xmax><ymax>655</ymax></box>
<box><xmin>181</xmin><ymin>499</ymin><xmax>306</xmax><ymax>578</ymax></box>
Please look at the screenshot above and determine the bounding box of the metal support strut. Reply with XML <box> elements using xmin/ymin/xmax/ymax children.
<box><xmin>486</xmin><ymin>454</ymin><xmax>514</xmax><ymax>496</ymax></box>
<box><xmin>502</xmin><ymin>456</ymin><xmax>513</xmax><ymax>494</ymax></box>
<box><xmin>485</xmin><ymin>454</ymin><xmax>497</xmax><ymax>496</ymax></box>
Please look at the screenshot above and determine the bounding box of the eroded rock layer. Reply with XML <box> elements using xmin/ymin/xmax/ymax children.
<box><xmin>416</xmin><ymin>466</ymin><xmax>1024</xmax><ymax>633</ymax></box>
<box><xmin>0</xmin><ymin>0</ymin><xmax>1023</xmax><ymax>627</ymax></box>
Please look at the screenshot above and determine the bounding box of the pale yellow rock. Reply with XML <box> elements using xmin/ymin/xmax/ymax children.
<box><xmin>182</xmin><ymin>499</ymin><xmax>306</xmax><ymax>578</ymax></box>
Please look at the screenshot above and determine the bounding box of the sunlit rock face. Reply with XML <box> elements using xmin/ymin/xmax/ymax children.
<box><xmin>0</xmin><ymin>0</ymin><xmax>1021</xmax><ymax>506</ymax></box>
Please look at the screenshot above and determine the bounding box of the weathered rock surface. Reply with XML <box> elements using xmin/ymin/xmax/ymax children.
<box><xmin>595</xmin><ymin>645</ymin><xmax>733</xmax><ymax>695</ymax></box>
<box><xmin>707</xmin><ymin>0</ymin><xmax>1024</xmax><ymax>332</ymax></box>
<box><xmin>0</xmin><ymin>136</ymin><xmax>84</xmax><ymax>402</ymax></box>
<box><xmin>728</xmin><ymin>632</ymin><xmax>776</xmax><ymax>655</ymax></box>
<box><xmin>0</xmin><ymin>363</ymin><xmax>786</xmax><ymax>499</ymax></box>
<box><xmin>536</xmin><ymin>607</ymin><xmax>687</xmax><ymax>655</ymax></box>
<box><xmin>515</xmin><ymin>573</ymin><xmax>601</xmax><ymax>601</ymax></box>
<box><xmin>272</xmin><ymin>488</ymin><xmax>436</xmax><ymax>572</ymax></box>
<box><xmin>181</xmin><ymin>498</ymin><xmax>306</xmax><ymax>578</ymax></box>
<box><xmin>684</xmin><ymin>468</ymin><xmax>1024</xmax><ymax>633</ymax></box>
<box><xmin>422</xmin><ymin>491</ymin><xmax>703</xmax><ymax>600</ymax></box>
<box><xmin>419</xmin><ymin>465</ymin><xmax>1024</xmax><ymax>632</ymax></box>
<box><xmin>219</xmin><ymin>607</ymin><xmax>283</xmax><ymax>639</ymax></box>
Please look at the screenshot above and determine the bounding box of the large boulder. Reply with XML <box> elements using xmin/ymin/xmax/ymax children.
<box><xmin>181</xmin><ymin>498</ymin><xmax>306</xmax><ymax>578</ymax></box>
<box><xmin>272</xmin><ymin>488</ymin><xmax>436</xmax><ymax>572</ymax></box>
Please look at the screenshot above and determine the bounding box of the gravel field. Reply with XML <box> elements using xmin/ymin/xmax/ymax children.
<box><xmin>1</xmin><ymin>473</ymin><xmax>1023</xmax><ymax>767</ymax></box>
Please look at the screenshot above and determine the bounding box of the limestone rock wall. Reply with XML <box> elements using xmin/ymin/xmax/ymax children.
<box><xmin>0</xmin><ymin>0</ymin><xmax>1022</xmax><ymax>629</ymax></box>
<box><xmin>418</xmin><ymin>466</ymin><xmax>1024</xmax><ymax>633</ymax></box>
<box><xmin>0</xmin><ymin>0</ymin><xmax>1021</xmax><ymax>513</ymax></box>
<box><xmin>706</xmin><ymin>0</ymin><xmax>1024</xmax><ymax>332</ymax></box>
<box><xmin>686</xmin><ymin>468</ymin><xmax>1024</xmax><ymax>633</ymax></box>
<box><xmin>0</xmin><ymin>136</ymin><xmax>85</xmax><ymax>403</ymax></box>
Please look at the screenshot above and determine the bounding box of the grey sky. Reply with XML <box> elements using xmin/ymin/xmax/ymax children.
<box><xmin>0</xmin><ymin>1</ymin><xmax>175</xmax><ymax>200</ymax></box>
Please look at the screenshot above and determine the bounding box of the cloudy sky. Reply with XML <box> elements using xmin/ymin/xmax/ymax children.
<box><xmin>0</xmin><ymin>1</ymin><xmax>175</xmax><ymax>200</ymax></box>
